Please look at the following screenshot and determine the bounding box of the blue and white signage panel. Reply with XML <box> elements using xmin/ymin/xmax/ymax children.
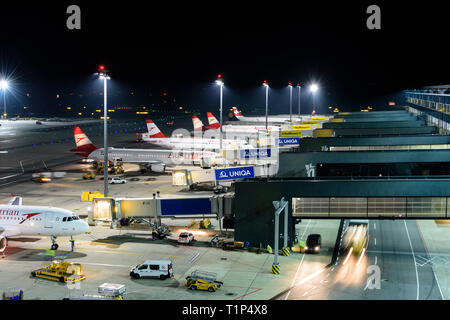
<box><xmin>277</xmin><ymin>137</ymin><xmax>300</xmax><ymax>145</ymax></box>
<box><xmin>215</xmin><ymin>166</ymin><xmax>255</xmax><ymax>181</ymax></box>
<box><xmin>161</xmin><ymin>198</ymin><xmax>212</xmax><ymax>216</ymax></box>
<box><xmin>240</xmin><ymin>148</ymin><xmax>271</xmax><ymax>159</ymax></box>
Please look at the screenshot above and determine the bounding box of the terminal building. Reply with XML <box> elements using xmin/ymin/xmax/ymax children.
<box><xmin>233</xmin><ymin>88</ymin><xmax>450</xmax><ymax>248</ymax></box>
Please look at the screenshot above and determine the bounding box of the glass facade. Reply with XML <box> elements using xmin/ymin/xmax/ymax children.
<box><xmin>404</xmin><ymin>90</ymin><xmax>450</xmax><ymax>134</ymax></box>
<box><xmin>292</xmin><ymin>197</ymin><xmax>449</xmax><ymax>218</ymax></box>
<box><xmin>329</xmin><ymin>144</ymin><xmax>450</xmax><ymax>151</ymax></box>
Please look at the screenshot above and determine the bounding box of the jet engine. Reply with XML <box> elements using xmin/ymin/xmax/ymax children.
<box><xmin>0</xmin><ymin>236</ymin><xmax>7</xmax><ymax>253</ymax></box>
<box><xmin>150</xmin><ymin>164</ymin><xmax>166</xmax><ymax>173</ymax></box>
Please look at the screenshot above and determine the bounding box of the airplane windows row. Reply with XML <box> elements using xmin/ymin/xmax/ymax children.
<box><xmin>0</xmin><ymin>217</ymin><xmax>42</xmax><ymax>221</ymax></box>
<box><xmin>62</xmin><ymin>216</ymin><xmax>80</xmax><ymax>222</ymax></box>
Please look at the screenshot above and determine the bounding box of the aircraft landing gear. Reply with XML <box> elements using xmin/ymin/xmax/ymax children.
<box><xmin>70</xmin><ymin>236</ymin><xmax>75</xmax><ymax>252</ymax></box>
<box><xmin>50</xmin><ymin>236</ymin><xmax>59</xmax><ymax>251</ymax></box>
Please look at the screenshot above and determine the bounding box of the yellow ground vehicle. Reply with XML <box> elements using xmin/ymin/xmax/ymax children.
<box><xmin>81</xmin><ymin>191</ymin><xmax>104</xmax><ymax>202</ymax></box>
<box><xmin>199</xmin><ymin>218</ymin><xmax>211</xmax><ymax>229</ymax></box>
<box><xmin>96</xmin><ymin>162</ymin><xmax>124</xmax><ymax>175</ymax></box>
<box><xmin>31</xmin><ymin>260</ymin><xmax>86</xmax><ymax>283</ymax></box>
<box><xmin>96</xmin><ymin>162</ymin><xmax>112</xmax><ymax>174</ymax></box>
<box><xmin>185</xmin><ymin>270</ymin><xmax>223</xmax><ymax>292</ymax></box>
<box><xmin>113</xmin><ymin>163</ymin><xmax>124</xmax><ymax>174</ymax></box>
<box><xmin>341</xmin><ymin>220</ymin><xmax>369</xmax><ymax>255</ymax></box>
<box><xmin>82</xmin><ymin>171</ymin><xmax>96</xmax><ymax>179</ymax></box>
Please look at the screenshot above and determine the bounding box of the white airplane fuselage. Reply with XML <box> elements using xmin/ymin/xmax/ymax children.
<box><xmin>140</xmin><ymin>136</ymin><xmax>250</xmax><ymax>150</ymax></box>
<box><xmin>235</xmin><ymin>115</ymin><xmax>304</xmax><ymax>123</ymax></box>
<box><xmin>87</xmin><ymin>147</ymin><xmax>227</xmax><ymax>166</ymax></box>
<box><xmin>0</xmin><ymin>205</ymin><xmax>89</xmax><ymax>237</ymax></box>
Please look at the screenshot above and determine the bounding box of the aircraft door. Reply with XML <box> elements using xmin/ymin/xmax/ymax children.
<box><xmin>44</xmin><ymin>212</ymin><xmax>54</xmax><ymax>229</ymax></box>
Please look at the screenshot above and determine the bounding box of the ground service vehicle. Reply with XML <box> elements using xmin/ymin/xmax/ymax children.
<box><xmin>305</xmin><ymin>234</ymin><xmax>322</xmax><ymax>253</ymax></box>
<box><xmin>185</xmin><ymin>270</ymin><xmax>223</xmax><ymax>292</ymax></box>
<box><xmin>342</xmin><ymin>220</ymin><xmax>369</xmax><ymax>255</ymax></box>
<box><xmin>109</xmin><ymin>177</ymin><xmax>126</xmax><ymax>184</ymax></box>
<box><xmin>178</xmin><ymin>232</ymin><xmax>194</xmax><ymax>244</ymax></box>
<box><xmin>130</xmin><ymin>260</ymin><xmax>173</xmax><ymax>280</ymax></box>
<box><xmin>31</xmin><ymin>260</ymin><xmax>86</xmax><ymax>283</ymax></box>
<box><xmin>64</xmin><ymin>283</ymin><xmax>126</xmax><ymax>300</ymax></box>
<box><xmin>82</xmin><ymin>171</ymin><xmax>96</xmax><ymax>180</ymax></box>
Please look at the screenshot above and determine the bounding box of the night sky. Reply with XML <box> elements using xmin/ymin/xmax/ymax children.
<box><xmin>1</xmin><ymin>2</ymin><xmax>450</xmax><ymax>115</ymax></box>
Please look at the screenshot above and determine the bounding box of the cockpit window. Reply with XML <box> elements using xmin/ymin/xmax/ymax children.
<box><xmin>67</xmin><ymin>217</ymin><xmax>73</xmax><ymax>222</ymax></box>
<box><xmin>63</xmin><ymin>217</ymin><xmax>67</xmax><ymax>222</ymax></box>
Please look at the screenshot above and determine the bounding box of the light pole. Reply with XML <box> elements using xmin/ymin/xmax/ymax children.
<box><xmin>97</xmin><ymin>65</ymin><xmax>110</xmax><ymax>197</ymax></box>
<box><xmin>297</xmin><ymin>83</ymin><xmax>301</xmax><ymax>120</ymax></box>
<box><xmin>215</xmin><ymin>75</ymin><xmax>224</xmax><ymax>152</ymax></box>
<box><xmin>0</xmin><ymin>80</ymin><xmax>8</xmax><ymax>119</ymax></box>
<box><xmin>288</xmin><ymin>82</ymin><xmax>293</xmax><ymax>122</ymax></box>
<box><xmin>310</xmin><ymin>83</ymin><xmax>318</xmax><ymax>115</ymax></box>
<box><xmin>263</xmin><ymin>80</ymin><xmax>269</xmax><ymax>131</ymax></box>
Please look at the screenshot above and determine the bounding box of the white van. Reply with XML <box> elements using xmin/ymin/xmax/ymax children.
<box><xmin>130</xmin><ymin>260</ymin><xmax>173</xmax><ymax>280</ymax></box>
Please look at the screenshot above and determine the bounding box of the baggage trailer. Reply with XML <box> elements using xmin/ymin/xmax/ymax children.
<box><xmin>185</xmin><ymin>270</ymin><xmax>224</xmax><ymax>292</ymax></box>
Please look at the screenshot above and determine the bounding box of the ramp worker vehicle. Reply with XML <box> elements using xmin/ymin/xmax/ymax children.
<box><xmin>185</xmin><ymin>270</ymin><xmax>223</xmax><ymax>292</ymax></box>
<box><xmin>31</xmin><ymin>260</ymin><xmax>86</xmax><ymax>283</ymax></box>
<box><xmin>130</xmin><ymin>260</ymin><xmax>173</xmax><ymax>280</ymax></box>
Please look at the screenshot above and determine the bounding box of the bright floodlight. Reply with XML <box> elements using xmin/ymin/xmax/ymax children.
<box><xmin>216</xmin><ymin>79</ymin><xmax>224</xmax><ymax>86</ymax></box>
<box><xmin>310</xmin><ymin>84</ymin><xmax>318</xmax><ymax>93</ymax></box>
<box><xmin>263</xmin><ymin>80</ymin><xmax>269</xmax><ymax>87</ymax></box>
<box><xmin>0</xmin><ymin>80</ymin><xmax>8</xmax><ymax>90</ymax></box>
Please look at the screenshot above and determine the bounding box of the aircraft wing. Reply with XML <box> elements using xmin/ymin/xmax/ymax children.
<box><xmin>0</xmin><ymin>226</ymin><xmax>21</xmax><ymax>237</ymax></box>
<box><xmin>8</xmin><ymin>195</ymin><xmax>22</xmax><ymax>206</ymax></box>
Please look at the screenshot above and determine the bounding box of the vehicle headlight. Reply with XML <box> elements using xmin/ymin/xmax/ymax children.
<box><xmin>304</xmin><ymin>246</ymin><xmax>308</xmax><ymax>250</ymax></box>
<box><xmin>315</xmin><ymin>246</ymin><xmax>319</xmax><ymax>251</ymax></box>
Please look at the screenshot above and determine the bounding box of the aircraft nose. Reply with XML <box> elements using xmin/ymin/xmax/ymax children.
<box><xmin>81</xmin><ymin>221</ymin><xmax>90</xmax><ymax>233</ymax></box>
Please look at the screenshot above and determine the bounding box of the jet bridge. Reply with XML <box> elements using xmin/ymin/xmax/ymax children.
<box><xmin>90</xmin><ymin>194</ymin><xmax>234</xmax><ymax>224</ymax></box>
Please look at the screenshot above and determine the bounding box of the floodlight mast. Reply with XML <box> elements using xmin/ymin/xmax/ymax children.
<box><xmin>0</xmin><ymin>80</ymin><xmax>9</xmax><ymax>119</ymax></box>
<box><xmin>215</xmin><ymin>75</ymin><xmax>224</xmax><ymax>151</ymax></box>
<box><xmin>97</xmin><ymin>65</ymin><xmax>110</xmax><ymax>197</ymax></box>
<box><xmin>263</xmin><ymin>80</ymin><xmax>269</xmax><ymax>131</ymax></box>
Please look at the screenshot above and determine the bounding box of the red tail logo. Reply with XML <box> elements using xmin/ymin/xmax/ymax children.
<box><xmin>19</xmin><ymin>212</ymin><xmax>41</xmax><ymax>224</ymax></box>
<box><xmin>146</xmin><ymin>120</ymin><xmax>166</xmax><ymax>138</ymax></box>
<box><xmin>70</xmin><ymin>126</ymin><xmax>99</xmax><ymax>158</ymax></box>
<box><xmin>192</xmin><ymin>116</ymin><xmax>204</xmax><ymax>131</ymax></box>
<box><xmin>232</xmin><ymin>107</ymin><xmax>243</xmax><ymax>117</ymax></box>
<box><xmin>206</xmin><ymin>112</ymin><xmax>220</xmax><ymax>129</ymax></box>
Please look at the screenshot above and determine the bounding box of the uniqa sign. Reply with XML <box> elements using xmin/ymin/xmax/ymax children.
<box><xmin>277</xmin><ymin>137</ymin><xmax>300</xmax><ymax>145</ymax></box>
<box><xmin>215</xmin><ymin>166</ymin><xmax>255</xmax><ymax>181</ymax></box>
<box><xmin>240</xmin><ymin>148</ymin><xmax>271</xmax><ymax>159</ymax></box>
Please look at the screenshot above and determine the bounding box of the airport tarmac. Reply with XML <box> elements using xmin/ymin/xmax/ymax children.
<box><xmin>0</xmin><ymin>120</ymin><xmax>341</xmax><ymax>300</ymax></box>
<box><xmin>0</xmin><ymin>163</ymin><xmax>341</xmax><ymax>300</ymax></box>
<box><xmin>0</xmin><ymin>117</ymin><xmax>344</xmax><ymax>300</ymax></box>
<box><xmin>0</xmin><ymin>211</ymin><xmax>340</xmax><ymax>300</ymax></box>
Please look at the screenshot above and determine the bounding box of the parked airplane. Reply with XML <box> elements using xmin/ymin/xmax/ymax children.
<box><xmin>205</xmin><ymin>112</ymin><xmax>280</xmax><ymax>133</ymax></box>
<box><xmin>70</xmin><ymin>126</ymin><xmax>227</xmax><ymax>172</ymax></box>
<box><xmin>192</xmin><ymin>115</ymin><xmax>219</xmax><ymax>131</ymax></box>
<box><xmin>141</xmin><ymin>120</ymin><xmax>251</xmax><ymax>150</ymax></box>
<box><xmin>0</xmin><ymin>195</ymin><xmax>89</xmax><ymax>252</ymax></box>
<box><xmin>232</xmin><ymin>107</ymin><xmax>303</xmax><ymax>123</ymax></box>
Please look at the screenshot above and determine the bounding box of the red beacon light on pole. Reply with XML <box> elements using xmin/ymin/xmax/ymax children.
<box><xmin>217</xmin><ymin>74</ymin><xmax>222</xmax><ymax>79</ymax></box>
<box><xmin>99</xmin><ymin>65</ymin><xmax>105</xmax><ymax>71</ymax></box>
